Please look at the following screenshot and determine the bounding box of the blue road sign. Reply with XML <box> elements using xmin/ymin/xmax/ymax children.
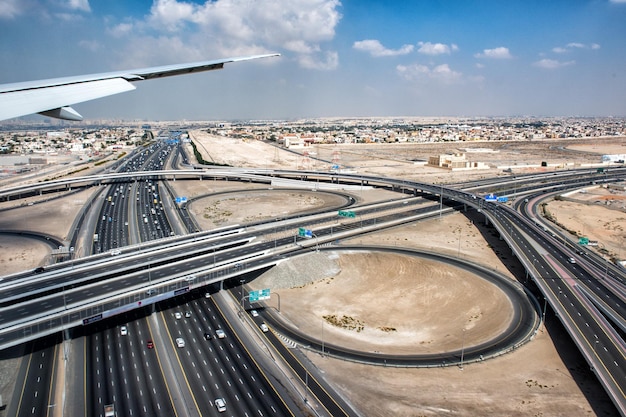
<box><xmin>485</xmin><ymin>193</ymin><xmax>498</xmax><ymax>202</ymax></box>
<box><xmin>249</xmin><ymin>288</ymin><xmax>271</xmax><ymax>302</ymax></box>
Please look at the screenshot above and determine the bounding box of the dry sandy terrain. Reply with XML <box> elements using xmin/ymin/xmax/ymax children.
<box><xmin>0</xmin><ymin>134</ymin><xmax>624</xmax><ymax>416</ymax></box>
<box><xmin>543</xmin><ymin>187</ymin><xmax>626</xmax><ymax>261</ymax></box>
<box><xmin>251</xmin><ymin>250</ymin><xmax>514</xmax><ymax>355</ymax></box>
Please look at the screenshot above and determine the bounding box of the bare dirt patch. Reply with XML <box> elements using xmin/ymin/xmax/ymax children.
<box><xmin>543</xmin><ymin>188</ymin><xmax>626</xmax><ymax>260</ymax></box>
<box><xmin>0</xmin><ymin>236</ymin><xmax>50</xmax><ymax>275</ymax></box>
<box><xmin>252</xmin><ymin>250</ymin><xmax>513</xmax><ymax>354</ymax></box>
<box><xmin>188</xmin><ymin>189</ymin><xmax>347</xmax><ymax>229</ymax></box>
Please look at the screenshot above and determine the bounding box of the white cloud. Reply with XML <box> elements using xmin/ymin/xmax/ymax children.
<box><xmin>397</xmin><ymin>63</ymin><xmax>462</xmax><ymax>84</ymax></box>
<box><xmin>148</xmin><ymin>0</ymin><xmax>196</xmax><ymax>31</ymax></box>
<box><xmin>66</xmin><ymin>0</ymin><xmax>91</xmax><ymax>12</ymax></box>
<box><xmin>533</xmin><ymin>59</ymin><xmax>575</xmax><ymax>69</ymax></box>
<box><xmin>475</xmin><ymin>47</ymin><xmax>512</xmax><ymax>59</ymax></box>
<box><xmin>417</xmin><ymin>42</ymin><xmax>458</xmax><ymax>55</ymax></box>
<box><xmin>54</xmin><ymin>12</ymin><xmax>86</xmax><ymax>22</ymax></box>
<box><xmin>107</xmin><ymin>22</ymin><xmax>134</xmax><ymax>38</ymax></box>
<box><xmin>0</xmin><ymin>0</ymin><xmax>26</xmax><ymax>19</ymax></box>
<box><xmin>298</xmin><ymin>50</ymin><xmax>338</xmax><ymax>70</ymax></box>
<box><xmin>284</xmin><ymin>40</ymin><xmax>319</xmax><ymax>55</ymax></box>
<box><xmin>552</xmin><ymin>42</ymin><xmax>601</xmax><ymax>53</ymax></box>
<box><xmin>78</xmin><ymin>39</ymin><xmax>100</xmax><ymax>51</ymax></box>
<box><xmin>142</xmin><ymin>0</ymin><xmax>342</xmax><ymax>69</ymax></box>
<box><xmin>353</xmin><ymin>39</ymin><xmax>414</xmax><ymax>57</ymax></box>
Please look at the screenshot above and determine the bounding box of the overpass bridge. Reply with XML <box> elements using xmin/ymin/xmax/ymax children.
<box><xmin>1</xmin><ymin>167</ymin><xmax>625</xmax><ymax>415</ymax></box>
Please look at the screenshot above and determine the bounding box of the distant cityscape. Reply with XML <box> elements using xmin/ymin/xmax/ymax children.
<box><xmin>0</xmin><ymin>116</ymin><xmax>624</xmax><ymax>162</ymax></box>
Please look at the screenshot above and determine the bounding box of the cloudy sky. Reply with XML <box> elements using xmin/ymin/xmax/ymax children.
<box><xmin>1</xmin><ymin>0</ymin><xmax>625</xmax><ymax>121</ymax></box>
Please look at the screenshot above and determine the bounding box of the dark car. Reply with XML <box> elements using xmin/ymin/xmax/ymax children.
<box><xmin>34</xmin><ymin>266</ymin><xmax>45</xmax><ymax>274</ymax></box>
<box><xmin>204</xmin><ymin>332</ymin><xmax>212</xmax><ymax>340</ymax></box>
<box><xmin>146</xmin><ymin>340</ymin><xmax>154</xmax><ymax>349</ymax></box>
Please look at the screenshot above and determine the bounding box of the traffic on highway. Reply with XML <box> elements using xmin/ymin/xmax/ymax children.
<box><xmin>1</xmin><ymin>132</ymin><xmax>625</xmax><ymax>417</ymax></box>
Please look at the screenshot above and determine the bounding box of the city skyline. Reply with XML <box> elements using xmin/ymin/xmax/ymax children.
<box><xmin>1</xmin><ymin>0</ymin><xmax>625</xmax><ymax>121</ymax></box>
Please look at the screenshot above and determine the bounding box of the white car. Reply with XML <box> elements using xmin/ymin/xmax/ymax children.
<box><xmin>215</xmin><ymin>329</ymin><xmax>225</xmax><ymax>339</ymax></box>
<box><xmin>120</xmin><ymin>325</ymin><xmax>128</xmax><ymax>336</ymax></box>
<box><xmin>175</xmin><ymin>337</ymin><xmax>185</xmax><ymax>348</ymax></box>
<box><xmin>215</xmin><ymin>398</ymin><xmax>226</xmax><ymax>412</ymax></box>
<box><xmin>260</xmin><ymin>323</ymin><xmax>269</xmax><ymax>333</ymax></box>
<box><xmin>174</xmin><ymin>312</ymin><xmax>182</xmax><ymax>320</ymax></box>
<box><xmin>250</xmin><ymin>310</ymin><xmax>259</xmax><ymax>318</ymax></box>
<box><xmin>110</xmin><ymin>249</ymin><xmax>121</xmax><ymax>256</ymax></box>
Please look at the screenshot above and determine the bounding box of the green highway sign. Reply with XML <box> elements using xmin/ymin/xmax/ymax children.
<box><xmin>578</xmin><ymin>237</ymin><xmax>589</xmax><ymax>245</ymax></box>
<box><xmin>298</xmin><ymin>227</ymin><xmax>313</xmax><ymax>238</ymax></box>
<box><xmin>249</xmin><ymin>288</ymin><xmax>271</xmax><ymax>302</ymax></box>
<box><xmin>338</xmin><ymin>210</ymin><xmax>356</xmax><ymax>218</ymax></box>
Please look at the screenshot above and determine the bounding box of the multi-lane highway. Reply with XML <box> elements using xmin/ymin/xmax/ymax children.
<box><xmin>2</xmin><ymin>137</ymin><xmax>625</xmax><ymax>416</ymax></box>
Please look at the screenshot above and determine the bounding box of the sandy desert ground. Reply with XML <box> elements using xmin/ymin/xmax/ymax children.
<box><xmin>0</xmin><ymin>133</ymin><xmax>624</xmax><ymax>416</ymax></box>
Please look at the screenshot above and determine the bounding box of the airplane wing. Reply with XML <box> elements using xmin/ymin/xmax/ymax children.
<box><xmin>0</xmin><ymin>53</ymin><xmax>279</xmax><ymax>121</ymax></box>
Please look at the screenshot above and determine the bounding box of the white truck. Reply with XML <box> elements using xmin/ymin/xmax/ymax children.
<box><xmin>104</xmin><ymin>404</ymin><xmax>115</xmax><ymax>417</ymax></box>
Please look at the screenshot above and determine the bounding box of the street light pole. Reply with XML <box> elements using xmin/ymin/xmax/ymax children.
<box><xmin>460</xmin><ymin>328</ymin><xmax>466</xmax><ymax>370</ymax></box>
<box><xmin>240</xmin><ymin>279</ymin><xmax>246</xmax><ymax>313</ymax></box>
<box><xmin>439</xmin><ymin>183</ymin><xmax>443</xmax><ymax>219</ymax></box>
<box><xmin>321</xmin><ymin>318</ymin><xmax>325</xmax><ymax>356</ymax></box>
<box><xmin>272</xmin><ymin>292</ymin><xmax>281</xmax><ymax>312</ymax></box>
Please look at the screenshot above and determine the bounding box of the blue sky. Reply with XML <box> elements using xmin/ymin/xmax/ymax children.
<box><xmin>1</xmin><ymin>0</ymin><xmax>625</xmax><ymax>121</ymax></box>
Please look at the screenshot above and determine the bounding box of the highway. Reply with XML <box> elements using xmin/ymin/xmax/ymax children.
<box><xmin>85</xmin><ymin>136</ymin><xmax>303</xmax><ymax>417</ymax></box>
<box><xmin>1</xmin><ymin>138</ymin><xmax>625</xmax><ymax>416</ymax></box>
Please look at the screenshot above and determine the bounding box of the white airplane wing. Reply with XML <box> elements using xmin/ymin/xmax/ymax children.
<box><xmin>0</xmin><ymin>53</ymin><xmax>279</xmax><ymax>121</ymax></box>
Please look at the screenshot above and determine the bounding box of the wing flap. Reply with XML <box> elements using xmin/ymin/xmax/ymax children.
<box><xmin>0</xmin><ymin>78</ymin><xmax>135</xmax><ymax>121</ymax></box>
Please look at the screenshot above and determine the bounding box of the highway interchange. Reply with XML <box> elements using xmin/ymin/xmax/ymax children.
<box><xmin>1</xmin><ymin>133</ymin><xmax>625</xmax><ymax>416</ymax></box>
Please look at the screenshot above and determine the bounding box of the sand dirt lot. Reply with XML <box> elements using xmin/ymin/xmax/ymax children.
<box><xmin>543</xmin><ymin>187</ymin><xmax>626</xmax><ymax>261</ymax></box>
<box><xmin>250</xmin><ymin>250</ymin><xmax>515</xmax><ymax>355</ymax></box>
<box><xmin>1</xmin><ymin>135</ymin><xmax>624</xmax><ymax>416</ymax></box>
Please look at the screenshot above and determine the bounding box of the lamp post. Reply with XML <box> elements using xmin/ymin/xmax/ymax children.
<box><xmin>240</xmin><ymin>279</ymin><xmax>246</xmax><ymax>313</ymax></box>
<box><xmin>321</xmin><ymin>318</ymin><xmax>325</xmax><ymax>357</ymax></box>
<box><xmin>272</xmin><ymin>292</ymin><xmax>281</xmax><ymax>312</ymax></box>
<box><xmin>460</xmin><ymin>328</ymin><xmax>466</xmax><ymax>370</ymax></box>
<box><xmin>439</xmin><ymin>183</ymin><xmax>443</xmax><ymax>219</ymax></box>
